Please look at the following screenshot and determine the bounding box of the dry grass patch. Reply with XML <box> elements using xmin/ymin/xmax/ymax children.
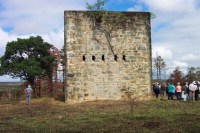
<box><xmin>0</xmin><ymin>97</ymin><xmax>200</xmax><ymax>133</ymax></box>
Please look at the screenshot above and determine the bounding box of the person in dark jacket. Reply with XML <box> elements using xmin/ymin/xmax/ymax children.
<box><xmin>153</xmin><ymin>82</ymin><xmax>160</xmax><ymax>98</ymax></box>
<box><xmin>160</xmin><ymin>83</ymin><xmax>167</xmax><ymax>96</ymax></box>
<box><xmin>195</xmin><ymin>81</ymin><xmax>200</xmax><ymax>100</ymax></box>
<box><xmin>182</xmin><ymin>82</ymin><xmax>189</xmax><ymax>101</ymax></box>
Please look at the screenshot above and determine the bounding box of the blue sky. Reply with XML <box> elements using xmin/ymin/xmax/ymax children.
<box><xmin>0</xmin><ymin>0</ymin><xmax>200</xmax><ymax>81</ymax></box>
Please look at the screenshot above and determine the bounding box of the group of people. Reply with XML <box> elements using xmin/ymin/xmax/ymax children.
<box><xmin>23</xmin><ymin>82</ymin><xmax>199</xmax><ymax>108</ymax></box>
<box><xmin>153</xmin><ymin>81</ymin><xmax>200</xmax><ymax>101</ymax></box>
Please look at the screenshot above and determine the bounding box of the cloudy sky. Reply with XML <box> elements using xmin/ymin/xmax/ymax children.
<box><xmin>0</xmin><ymin>0</ymin><xmax>200</xmax><ymax>81</ymax></box>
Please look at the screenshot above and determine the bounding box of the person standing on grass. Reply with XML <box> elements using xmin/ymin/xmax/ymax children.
<box><xmin>186</xmin><ymin>82</ymin><xmax>189</xmax><ymax>100</ymax></box>
<box><xmin>188</xmin><ymin>81</ymin><xmax>197</xmax><ymax>101</ymax></box>
<box><xmin>153</xmin><ymin>82</ymin><xmax>160</xmax><ymax>98</ymax></box>
<box><xmin>171</xmin><ymin>83</ymin><xmax>176</xmax><ymax>99</ymax></box>
<box><xmin>160</xmin><ymin>83</ymin><xmax>167</xmax><ymax>97</ymax></box>
<box><xmin>182</xmin><ymin>82</ymin><xmax>189</xmax><ymax>101</ymax></box>
<box><xmin>176</xmin><ymin>82</ymin><xmax>182</xmax><ymax>101</ymax></box>
<box><xmin>195</xmin><ymin>81</ymin><xmax>200</xmax><ymax>101</ymax></box>
<box><xmin>167</xmin><ymin>83</ymin><xmax>174</xmax><ymax>101</ymax></box>
<box><xmin>24</xmin><ymin>85</ymin><xmax>33</xmax><ymax>106</ymax></box>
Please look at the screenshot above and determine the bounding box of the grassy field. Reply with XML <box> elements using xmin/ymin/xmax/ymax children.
<box><xmin>0</xmin><ymin>97</ymin><xmax>200</xmax><ymax>133</ymax></box>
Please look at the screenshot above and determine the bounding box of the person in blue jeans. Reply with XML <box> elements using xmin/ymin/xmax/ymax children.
<box><xmin>24</xmin><ymin>85</ymin><xmax>33</xmax><ymax>106</ymax></box>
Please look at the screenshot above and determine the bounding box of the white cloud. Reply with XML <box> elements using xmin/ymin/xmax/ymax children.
<box><xmin>0</xmin><ymin>0</ymin><xmax>93</xmax><ymax>34</ymax></box>
<box><xmin>141</xmin><ymin>0</ymin><xmax>196</xmax><ymax>13</ymax></box>
<box><xmin>171</xmin><ymin>61</ymin><xmax>188</xmax><ymax>69</ymax></box>
<box><xmin>127</xmin><ymin>5</ymin><xmax>143</xmax><ymax>11</ymax></box>
<box><xmin>0</xmin><ymin>28</ymin><xmax>32</xmax><ymax>56</ymax></box>
<box><xmin>180</xmin><ymin>54</ymin><xmax>200</xmax><ymax>62</ymax></box>
<box><xmin>152</xmin><ymin>46</ymin><xmax>173</xmax><ymax>60</ymax></box>
<box><xmin>137</xmin><ymin>0</ymin><xmax>200</xmax><ymax>72</ymax></box>
<box><xmin>0</xmin><ymin>0</ymin><xmax>95</xmax><ymax>56</ymax></box>
<box><xmin>0</xmin><ymin>27</ymin><xmax>64</xmax><ymax>57</ymax></box>
<box><xmin>42</xmin><ymin>27</ymin><xmax>64</xmax><ymax>49</ymax></box>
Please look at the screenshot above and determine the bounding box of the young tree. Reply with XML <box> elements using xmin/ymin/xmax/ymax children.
<box><xmin>167</xmin><ymin>66</ymin><xmax>184</xmax><ymax>84</ymax></box>
<box><xmin>0</xmin><ymin>36</ymin><xmax>54</xmax><ymax>94</ymax></box>
<box><xmin>153</xmin><ymin>55</ymin><xmax>166</xmax><ymax>80</ymax></box>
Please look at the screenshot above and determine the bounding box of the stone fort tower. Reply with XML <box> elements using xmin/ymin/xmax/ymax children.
<box><xmin>64</xmin><ymin>11</ymin><xmax>152</xmax><ymax>103</ymax></box>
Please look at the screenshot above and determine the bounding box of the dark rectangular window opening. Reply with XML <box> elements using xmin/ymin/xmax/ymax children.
<box><xmin>102</xmin><ymin>55</ymin><xmax>105</xmax><ymax>61</ymax></box>
<box><xmin>92</xmin><ymin>55</ymin><xmax>95</xmax><ymax>61</ymax></box>
<box><xmin>82</xmin><ymin>55</ymin><xmax>86</xmax><ymax>61</ymax></box>
<box><xmin>114</xmin><ymin>55</ymin><xmax>117</xmax><ymax>61</ymax></box>
<box><xmin>123</xmin><ymin>55</ymin><xmax>126</xmax><ymax>61</ymax></box>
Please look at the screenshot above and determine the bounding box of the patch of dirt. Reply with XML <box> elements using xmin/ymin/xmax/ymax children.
<box><xmin>143</xmin><ymin>121</ymin><xmax>160</xmax><ymax>129</ymax></box>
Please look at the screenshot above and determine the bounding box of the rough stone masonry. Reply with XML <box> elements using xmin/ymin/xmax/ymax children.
<box><xmin>64</xmin><ymin>11</ymin><xmax>152</xmax><ymax>103</ymax></box>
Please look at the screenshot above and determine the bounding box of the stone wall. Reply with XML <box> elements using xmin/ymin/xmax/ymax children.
<box><xmin>64</xmin><ymin>11</ymin><xmax>152</xmax><ymax>103</ymax></box>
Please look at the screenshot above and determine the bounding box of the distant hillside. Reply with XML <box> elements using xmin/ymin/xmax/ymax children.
<box><xmin>0</xmin><ymin>82</ymin><xmax>24</xmax><ymax>89</ymax></box>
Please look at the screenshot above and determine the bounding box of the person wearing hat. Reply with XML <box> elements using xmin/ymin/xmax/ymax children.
<box><xmin>188</xmin><ymin>81</ymin><xmax>197</xmax><ymax>101</ymax></box>
<box><xmin>24</xmin><ymin>85</ymin><xmax>33</xmax><ymax>106</ymax></box>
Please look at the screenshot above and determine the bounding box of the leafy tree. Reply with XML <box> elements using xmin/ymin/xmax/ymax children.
<box><xmin>86</xmin><ymin>0</ymin><xmax>105</xmax><ymax>11</ymax></box>
<box><xmin>167</xmin><ymin>66</ymin><xmax>184</xmax><ymax>84</ymax></box>
<box><xmin>185</xmin><ymin>67</ymin><xmax>199</xmax><ymax>83</ymax></box>
<box><xmin>196</xmin><ymin>68</ymin><xmax>200</xmax><ymax>80</ymax></box>
<box><xmin>153</xmin><ymin>55</ymin><xmax>166</xmax><ymax>80</ymax></box>
<box><xmin>186</xmin><ymin>67</ymin><xmax>196</xmax><ymax>83</ymax></box>
<box><xmin>0</xmin><ymin>36</ymin><xmax>54</xmax><ymax>94</ymax></box>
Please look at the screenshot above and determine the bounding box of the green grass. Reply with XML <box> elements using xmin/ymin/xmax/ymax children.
<box><xmin>0</xmin><ymin>98</ymin><xmax>200</xmax><ymax>133</ymax></box>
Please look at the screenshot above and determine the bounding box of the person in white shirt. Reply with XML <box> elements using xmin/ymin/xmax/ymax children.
<box><xmin>188</xmin><ymin>81</ymin><xmax>197</xmax><ymax>101</ymax></box>
<box><xmin>24</xmin><ymin>85</ymin><xmax>33</xmax><ymax>106</ymax></box>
